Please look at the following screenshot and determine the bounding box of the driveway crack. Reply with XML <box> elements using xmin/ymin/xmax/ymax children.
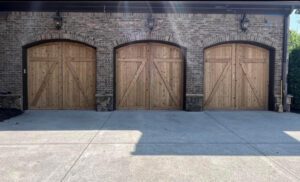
<box><xmin>60</xmin><ymin>112</ymin><xmax>113</xmax><ymax>182</ymax></box>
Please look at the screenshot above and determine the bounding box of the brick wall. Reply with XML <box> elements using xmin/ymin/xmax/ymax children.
<box><xmin>0</xmin><ymin>12</ymin><xmax>284</xmax><ymax>111</ymax></box>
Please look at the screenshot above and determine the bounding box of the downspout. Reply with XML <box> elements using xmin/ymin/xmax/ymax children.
<box><xmin>282</xmin><ymin>9</ymin><xmax>292</xmax><ymax>111</ymax></box>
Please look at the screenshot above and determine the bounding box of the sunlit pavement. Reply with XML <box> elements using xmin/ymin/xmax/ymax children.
<box><xmin>0</xmin><ymin>110</ymin><xmax>300</xmax><ymax>182</ymax></box>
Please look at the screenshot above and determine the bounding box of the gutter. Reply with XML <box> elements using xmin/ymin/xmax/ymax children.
<box><xmin>282</xmin><ymin>9</ymin><xmax>293</xmax><ymax>111</ymax></box>
<box><xmin>0</xmin><ymin>1</ymin><xmax>298</xmax><ymax>14</ymax></box>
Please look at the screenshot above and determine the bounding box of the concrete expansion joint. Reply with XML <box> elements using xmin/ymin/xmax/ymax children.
<box><xmin>59</xmin><ymin>112</ymin><xmax>113</xmax><ymax>182</ymax></box>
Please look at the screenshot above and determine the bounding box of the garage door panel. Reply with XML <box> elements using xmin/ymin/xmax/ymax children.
<box><xmin>63</xmin><ymin>62</ymin><xmax>82</xmax><ymax>108</ymax></box>
<box><xmin>45</xmin><ymin>62</ymin><xmax>61</xmax><ymax>108</ymax></box>
<box><xmin>28</xmin><ymin>42</ymin><xmax>62</xmax><ymax>109</ymax></box>
<box><xmin>204</xmin><ymin>44</ymin><xmax>234</xmax><ymax>109</ymax></box>
<box><xmin>236</xmin><ymin>74</ymin><xmax>262</xmax><ymax>109</ymax></box>
<box><xmin>63</xmin><ymin>42</ymin><xmax>80</xmax><ymax>58</ymax></box>
<box><xmin>118</xmin><ymin>44</ymin><xmax>147</xmax><ymax>59</ymax></box>
<box><xmin>239</xmin><ymin>63</ymin><xmax>265</xmax><ymax>103</ymax></box>
<box><xmin>123</xmin><ymin>62</ymin><xmax>143</xmax><ymax>92</ymax></box>
<box><xmin>205</xmin><ymin>45</ymin><xmax>232</xmax><ymax>60</ymax></box>
<box><xmin>150</xmin><ymin>43</ymin><xmax>183</xmax><ymax>109</ymax></box>
<box><xmin>204</xmin><ymin>62</ymin><xmax>232</xmax><ymax>109</ymax></box>
<box><xmin>237</xmin><ymin>80</ymin><xmax>261</xmax><ymax>109</ymax></box>
<box><xmin>73</xmin><ymin>43</ymin><xmax>95</xmax><ymax>109</ymax></box>
<box><xmin>236</xmin><ymin>44</ymin><xmax>269</xmax><ymax>109</ymax></box>
<box><xmin>151</xmin><ymin>61</ymin><xmax>182</xmax><ymax>109</ymax></box>
<box><xmin>116</xmin><ymin>43</ymin><xmax>148</xmax><ymax>109</ymax></box>
<box><xmin>118</xmin><ymin>69</ymin><xmax>147</xmax><ymax>109</ymax></box>
<box><xmin>117</xmin><ymin>61</ymin><xmax>146</xmax><ymax>108</ymax></box>
<box><xmin>150</xmin><ymin>63</ymin><xmax>178</xmax><ymax>109</ymax></box>
<box><xmin>204</xmin><ymin>43</ymin><xmax>269</xmax><ymax>110</ymax></box>
<box><xmin>169</xmin><ymin>62</ymin><xmax>183</xmax><ymax>96</ymax></box>
<box><xmin>204</xmin><ymin>63</ymin><xmax>230</xmax><ymax>97</ymax></box>
<box><xmin>135</xmin><ymin>68</ymin><xmax>147</xmax><ymax>107</ymax></box>
<box><xmin>28</xmin><ymin>42</ymin><xmax>96</xmax><ymax>110</ymax></box>
<box><xmin>63</xmin><ymin>58</ymin><xmax>95</xmax><ymax>109</ymax></box>
<box><xmin>86</xmin><ymin>63</ymin><xmax>96</xmax><ymax>105</ymax></box>
<box><xmin>116</xmin><ymin>43</ymin><xmax>183</xmax><ymax>110</ymax></box>
<box><xmin>30</xmin><ymin>62</ymin><xmax>60</xmax><ymax>109</ymax></box>
<box><xmin>30</xmin><ymin>43</ymin><xmax>60</xmax><ymax>58</ymax></box>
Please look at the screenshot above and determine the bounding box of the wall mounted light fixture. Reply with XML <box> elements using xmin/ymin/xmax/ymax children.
<box><xmin>240</xmin><ymin>13</ymin><xmax>249</xmax><ymax>32</ymax></box>
<box><xmin>52</xmin><ymin>11</ymin><xmax>63</xmax><ymax>30</ymax></box>
<box><xmin>146</xmin><ymin>14</ymin><xmax>155</xmax><ymax>32</ymax></box>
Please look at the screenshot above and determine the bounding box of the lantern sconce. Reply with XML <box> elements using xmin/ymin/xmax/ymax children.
<box><xmin>240</xmin><ymin>13</ymin><xmax>249</xmax><ymax>32</ymax></box>
<box><xmin>52</xmin><ymin>11</ymin><xmax>63</xmax><ymax>30</ymax></box>
<box><xmin>146</xmin><ymin>14</ymin><xmax>155</xmax><ymax>32</ymax></box>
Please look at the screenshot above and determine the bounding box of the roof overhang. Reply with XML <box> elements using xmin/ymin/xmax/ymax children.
<box><xmin>0</xmin><ymin>1</ymin><xmax>299</xmax><ymax>15</ymax></box>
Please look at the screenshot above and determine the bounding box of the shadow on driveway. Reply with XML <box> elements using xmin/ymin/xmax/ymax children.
<box><xmin>0</xmin><ymin>110</ymin><xmax>300</xmax><ymax>156</ymax></box>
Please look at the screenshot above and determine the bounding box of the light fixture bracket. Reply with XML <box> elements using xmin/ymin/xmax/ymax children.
<box><xmin>240</xmin><ymin>13</ymin><xmax>249</xmax><ymax>32</ymax></box>
<box><xmin>146</xmin><ymin>14</ymin><xmax>155</xmax><ymax>32</ymax></box>
<box><xmin>53</xmin><ymin>11</ymin><xmax>63</xmax><ymax>30</ymax></box>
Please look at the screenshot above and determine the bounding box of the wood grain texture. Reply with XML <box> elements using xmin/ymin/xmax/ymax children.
<box><xmin>204</xmin><ymin>44</ymin><xmax>234</xmax><ymax>109</ymax></box>
<box><xmin>116</xmin><ymin>43</ymin><xmax>148</xmax><ymax>109</ymax></box>
<box><xmin>62</xmin><ymin>42</ymin><xmax>96</xmax><ymax>109</ymax></box>
<box><xmin>27</xmin><ymin>42</ymin><xmax>96</xmax><ymax>110</ymax></box>
<box><xmin>28</xmin><ymin>42</ymin><xmax>62</xmax><ymax>109</ymax></box>
<box><xmin>235</xmin><ymin>44</ymin><xmax>269</xmax><ymax>110</ymax></box>
<box><xmin>150</xmin><ymin>43</ymin><xmax>183</xmax><ymax>110</ymax></box>
<box><xmin>204</xmin><ymin>43</ymin><xmax>269</xmax><ymax>110</ymax></box>
<box><xmin>116</xmin><ymin>43</ymin><xmax>183</xmax><ymax>110</ymax></box>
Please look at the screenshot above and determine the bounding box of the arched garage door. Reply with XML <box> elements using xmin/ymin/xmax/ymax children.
<box><xmin>27</xmin><ymin>41</ymin><xmax>96</xmax><ymax>109</ymax></box>
<box><xmin>204</xmin><ymin>43</ymin><xmax>269</xmax><ymax>110</ymax></box>
<box><xmin>116</xmin><ymin>43</ymin><xmax>184</xmax><ymax>110</ymax></box>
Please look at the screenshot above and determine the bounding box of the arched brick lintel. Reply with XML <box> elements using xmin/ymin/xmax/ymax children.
<box><xmin>200</xmin><ymin>33</ymin><xmax>276</xmax><ymax>49</ymax></box>
<box><xmin>112</xmin><ymin>32</ymin><xmax>186</xmax><ymax>49</ymax></box>
<box><xmin>20</xmin><ymin>31</ymin><xmax>98</xmax><ymax>48</ymax></box>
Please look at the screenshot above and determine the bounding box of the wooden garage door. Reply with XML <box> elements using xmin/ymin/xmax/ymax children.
<box><xmin>204</xmin><ymin>43</ymin><xmax>269</xmax><ymax>110</ymax></box>
<box><xmin>116</xmin><ymin>43</ymin><xmax>183</xmax><ymax>110</ymax></box>
<box><xmin>27</xmin><ymin>42</ymin><xmax>96</xmax><ymax>109</ymax></box>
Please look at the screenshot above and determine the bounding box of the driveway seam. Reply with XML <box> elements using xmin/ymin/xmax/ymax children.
<box><xmin>1</xmin><ymin>142</ymin><xmax>300</xmax><ymax>145</ymax></box>
<box><xmin>79</xmin><ymin>142</ymin><xmax>300</xmax><ymax>145</ymax></box>
<box><xmin>59</xmin><ymin>112</ymin><xmax>113</xmax><ymax>182</ymax></box>
<box><xmin>204</xmin><ymin>112</ymin><xmax>300</xmax><ymax>181</ymax></box>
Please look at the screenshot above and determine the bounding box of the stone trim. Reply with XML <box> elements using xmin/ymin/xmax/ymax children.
<box><xmin>0</xmin><ymin>95</ymin><xmax>22</xmax><ymax>109</ymax></box>
<box><xmin>96</xmin><ymin>95</ymin><xmax>113</xmax><ymax>111</ymax></box>
<box><xmin>185</xmin><ymin>95</ymin><xmax>203</xmax><ymax>111</ymax></box>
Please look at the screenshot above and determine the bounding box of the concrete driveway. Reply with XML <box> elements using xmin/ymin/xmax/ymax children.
<box><xmin>0</xmin><ymin>111</ymin><xmax>300</xmax><ymax>182</ymax></box>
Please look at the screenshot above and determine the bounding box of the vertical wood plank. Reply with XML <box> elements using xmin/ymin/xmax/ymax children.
<box><xmin>150</xmin><ymin>43</ymin><xmax>183</xmax><ymax>110</ymax></box>
<box><xmin>204</xmin><ymin>44</ymin><xmax>233</xmax><ymax>109</ymax></box>
<box><xmin>235</xmin><ymin>44</ymin><xmax>269</xmax><ymax>109</ymax></box>
<box><xmin>116</xmin><ymin>43</ymin><xmax>148</xmax><ymax>109</ymax></box>
<box><xmin>27</xmin><ymin>42</ymin><xmax>61</xmax><ymax>109</ymax></box>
